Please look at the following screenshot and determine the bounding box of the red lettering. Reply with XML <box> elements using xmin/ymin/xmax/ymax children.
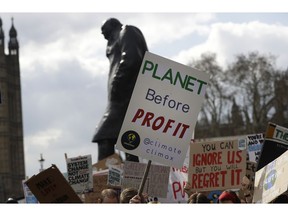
<box><xmin>152</xmin><ymin>116</ymin><xmax>165</xmax><ymax>130</ymax></box>
<box><xmin>231</xmin><ymin>169</ymin><xmax>242</xmax><ymax>186</ymax></box>
<box><xmin>172</xmin><ymin>166</ymin><xmax>188</xmax><ymax>173</ymax></box>
<box><xmin>182</xmin><ymin>165</ymin><xmax>188</xmax><ymax>173</ymax></box>
<box><xmin>163</xmin><ymin>119</ymin><xmax>175</xmax><ymax>133</ymax></box>
<box><xmin>142</xmin><ymin>112</ymin><xmax>154</xmax><ymax>126</ymax></box>
<box><xmin>191</xmin><ymin>171</ymin><xmax>227</xmax><ymax>189</ymax></box>
<box><xmin>130</xmin><ymin>108</ymin><xmax>190</xmax><ymax>138</ymax></box>
<box><xmin>220</xmin><ymin>170</ymin><xmax>227</xmax><ymax>186</ymax></box>
<box><xmin>235</xmin><ymin>150</ymin><xmax>242</xmax><ymax>163</ymax></box>
<box><xmin>227</xmin><ymin>151</ymin><xmax>235</xmax><ymax>164</ymax></box>
<box><xmin>179</xmin><ymin>124</ymin><xmax>190</xmax><ymax>139</ymax></box>
<box><xmin>172</xmin><ymin>181</ymin><xmax>181</xmax><ymax>199</ymax></box>
<box><xmin>131</xmin><ymin>108</ymin><xmax>144</xmax><ymax>122</ymax></box>
<box><xmin>191</xmin><ymin>174</ymin><xmax>198</xmax><ymax>188</ymax></box>
<box><xmin>192</xmin><ymin>152</ymin><xmax>222</xmax><ymax>166</ymax></box>
<box><xmin>227</xmin><ymin>151</ymin><xmax>243</xmax><ymax>164</ymax></box>
<box><xmin>172</xmin><ymin>122</ymin><xmax>181</xmax><ymax>136</ymax></box>
<box><xmin>235</xmin><ymin>169</ymin><xmax>242</xmax><ymax>185</ymax></box>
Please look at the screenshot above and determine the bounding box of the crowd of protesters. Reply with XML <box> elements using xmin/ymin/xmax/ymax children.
<box><xmin>95</xmin><ymin>184</ymin><xmax>288</xmax><ymax>204</ymax></box>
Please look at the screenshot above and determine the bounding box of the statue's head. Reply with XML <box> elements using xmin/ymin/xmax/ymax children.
<box><xmin>101</xmin><ymin>18</ymin><xmax>123</xmax><ymax>40</ymax></box>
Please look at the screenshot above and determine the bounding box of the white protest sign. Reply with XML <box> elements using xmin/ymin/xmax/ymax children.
<box><xmin>116</xmin><ymin>51</ymin><xmax>209</xmax><ymax>168</ymax></box>
<box><xmin>122</xmin><ymin>161</ymin><xmax>170</xmax><ymax>198</ymax></box>
<box><xmin>247</xmin><ymin>133</ymin><xmax>264</xmax><ymax>163</ymax></box>
<box><xmin>157</xmin><ymin>145</ymin><xmax>190</xmax><ymax>203</ymax></box>
<box><xmin>66</xmin><ymin>154</ymin><xmax>93</xmax><ymax>193</ymax></box>
<box><xmin>108</xmin><ymin>166</ymin><xmax>122</xmax><ymax>187</ymax></box>
<box><xmin>188</xmin><ymin>138</ymin><xmax>247</xmax><ymax>191</ymax></box>
<box><xmin>157</xmin><ymin>163</ymin><xmax>189</xmax><ymax>203</ymax></box>
<box><xmin>253</xmin><ymin>149</ymin><xmax>288</xmax><ymax>203</ymax></box>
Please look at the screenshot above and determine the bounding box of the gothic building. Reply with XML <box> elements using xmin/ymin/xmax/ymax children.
<box><xmin>0</xmin><ymin>17</ymin><xmax>25</xmax><ymax>202</ymax></box>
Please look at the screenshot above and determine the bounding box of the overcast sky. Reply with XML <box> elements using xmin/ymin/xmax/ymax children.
<box><xmin>1</xmin><ymin>4</ymin><xmax>288</xmax><ymax>178</ymax></box>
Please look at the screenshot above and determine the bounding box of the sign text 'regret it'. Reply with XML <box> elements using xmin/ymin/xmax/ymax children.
<box><xmin>189</xmin><ymin>139</ymin><xmax>246</xmax><ymax>191</ymax></box>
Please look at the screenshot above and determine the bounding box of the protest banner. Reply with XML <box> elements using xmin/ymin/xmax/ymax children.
<box><xmin>161</xmin><ymin>166</ymin><xmax>189</xmax><ymax>203</ymax></box>
<box><xmin>188</xmin><ymin>138</ymin><xmax>247</xmax><ymax>191</ymax></box>
<box><xmin>107</xmin><ymin>165</ymin><xmax>123</xmax><ymax>187</ymax></box>
<box><xmin>25</xmin><ymin>164</ymin><xmax>82</xmax><ymax>203</ymax></box>
<box><xmin>256</xmin><ymin>122</ymin><xmax>288</xmax><ymax>171</ymax></box>
<box><xmin>237</xmin><ymin>133</ymin><xmax>264</xmax><ymax>202</ymax></box>
<box><xmin>247</xmin><ymin>133</ymin><xmax>264</xmax><ymax>163</ymax></box>
<box><xmin>122</xmin><ymin>161</ymin><xmax>170</xmax><ymax>198</ymax></box>
<box><xmin>66</xmin><ymin>154</ymin><xmax>93</xmax><ymax>193</ymax></box>
<box><xmin>253</xmin><ymin>149</ymin><xmax>288</xmax><ymax>203</ymax></box>
<box><xmin>116</xmin><ymin>51</ymin><xmax>209</xmax><ymax>168</ymax></box>
<box><xmin>156</xmin><ymin>146</ymin><xmax>190</xmax><ymax>203</ymax></box>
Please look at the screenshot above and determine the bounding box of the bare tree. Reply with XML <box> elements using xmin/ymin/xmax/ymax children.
<box><xmin>190</xmin><ymin>52</ymin><xmax>231</xmax><ymax>137</ymax></box>
<box><xmin>224</xmin><ymin>51</ymin><xmax>277</xmax><ymax>133</ymax></box>
<box><xmin>270</xmin><ymin>69</ymin><xmax>288</xmax><ymax>126</ymax></box>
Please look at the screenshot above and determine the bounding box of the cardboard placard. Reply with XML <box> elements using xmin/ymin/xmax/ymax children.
<box><xmin>122</xmin><ymin>161</ymin><xmax>170</xmax><ymax>198</ymax></box>
<box><xmin>25</xmin><ymin>165</ymin><xmax>82</xmax><ymax>203</ymax></box>
<box><xmin>188</xmin><ymin>138</ymin><xmax>247</xmax><ymax>191</ymax></box>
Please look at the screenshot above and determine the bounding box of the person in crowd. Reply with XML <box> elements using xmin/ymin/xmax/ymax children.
<box><xmin>120</xmin><ymin>187</ymin><xmax>147</xmax><ymax>203</ymax></box>
<box><xmin>129</xmin><ymin>194</ymin><xmax>147</xmax><ymax>204</ymax></box>
<box><xmin>101</xmin><ymin>188</ymin><xmax>120</xmax><ymax>203</ymax></box>
<box><xmin>184</xmin><ymin>182</ymin><xmax>194</xmax><ymax>197</ymax></box>
<box><xmin>217</xmin><ymin>190</ymin><xmax>241</xmax><ymax>203</ymax></box>
<box><xmin>120</xmin><ymin>187</ymin><xmax>139</xmax><ymax>203</ymax></box>
<box><xmin>239</xmin><ymin>175</ymin><xmax>253</xmax><ymax>203</ymax></box>
<box><xmin>188</xmin><ymin>192</ymin><xmax>211</xmax><ymax>203</ymax></box>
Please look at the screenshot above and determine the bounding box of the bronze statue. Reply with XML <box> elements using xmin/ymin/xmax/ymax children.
<box><xmin>92</xmin><ymin>18</ymin><xmax>148</xmax><ymax>162</ymax></box>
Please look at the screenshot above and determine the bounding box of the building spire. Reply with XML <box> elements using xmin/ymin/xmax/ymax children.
<box><xmin>0</xmin><ymin>17</ymin><xmax>4</xmax><ymax>53</ymax></box>
<box><xmin>8</xmin><ymin>17</ymin><xmax>19</xmax><ymax>55</ymax></box>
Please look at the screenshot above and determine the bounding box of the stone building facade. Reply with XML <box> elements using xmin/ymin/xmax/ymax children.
<box><xmin>0</xmin><ymin>17</ymin><xmax>25</xmax><ymax>202</ymax></box>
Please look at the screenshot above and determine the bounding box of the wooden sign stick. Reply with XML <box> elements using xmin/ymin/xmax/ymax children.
<box><xmin>138</xmin><ymin>160</ymin><xmax>152</xmax><ymax>195</ymax></box>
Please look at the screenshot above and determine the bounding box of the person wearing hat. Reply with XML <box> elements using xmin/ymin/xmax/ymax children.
<box><xmin>217</xmin><ymin>190</ymin><xmax>241</xmax><ymax>203</ymax></box>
